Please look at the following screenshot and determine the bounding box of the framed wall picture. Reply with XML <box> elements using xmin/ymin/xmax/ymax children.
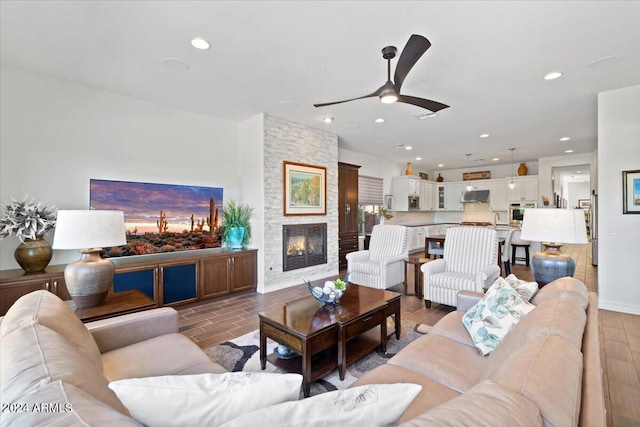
<box><xmin>622</xmin><ymin>169</ymin><xmax>640</xmax><ymax>214</ymax></box>
<box><xmin>283</xmin><ymin>161</ymin><xmax>327</xmax><ymax>216</ymax></box>
<box><xmin>578</xmin><ymin>199</ymin><xmax>590</xmax><ymax>208</ymax></box>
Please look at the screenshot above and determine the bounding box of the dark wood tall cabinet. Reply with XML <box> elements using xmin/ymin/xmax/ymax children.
<box><xmin>338</xmin><ymin>162</ymin><xmax>360</xmax><ymax>270</ymax></box>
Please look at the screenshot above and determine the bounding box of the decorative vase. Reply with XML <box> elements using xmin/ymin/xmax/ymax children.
<box><xmin>436</xmin><ymin>173</ymin><xmax>444</xmax><ymax>182</ymax></box>
<box><xmin>405</xmin><ymin>162</ymin><xmax>413</xmax><ymax>176</ymax></box>
<box><xmin>518</xmin><ymin>163</ymin><xmax>528</xmax><ymax>176</ymax></box>
<box><xmin>226</xmin><ymin>226</ymin><xmax>245</xmax><ymax>249</ymax></box>
<box><xmin>14</xmin><ymin>236</ymin><xmax>53</xmax><ymax>274</ymax></box>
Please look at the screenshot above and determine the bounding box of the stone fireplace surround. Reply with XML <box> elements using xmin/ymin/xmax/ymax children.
<box><xmin>262</xmin><ymin>115</ymin><xmax>339</xmax><ymax>291</ymax></box>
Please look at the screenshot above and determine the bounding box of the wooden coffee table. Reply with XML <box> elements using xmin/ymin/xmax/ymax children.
<box><xmin>258</xmin><ymin>285</ymin><xmax>400</xmax><ymax>397</ymax></box>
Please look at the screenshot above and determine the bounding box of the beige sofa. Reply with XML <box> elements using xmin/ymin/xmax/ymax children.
<box><xmin>352</xmin><ymin>277</ymin><xmax>606</xmax><ymax>426</ymax></box>
<box><xmin>0</xmin><ymin>290</ymin><xmax>226</xmax><ymax>426</ymax></box>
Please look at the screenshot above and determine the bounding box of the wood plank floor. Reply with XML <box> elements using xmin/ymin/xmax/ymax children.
<box><xmin>177</xmin><ymin>242</ymin><xmax>639</xmax><ymax>426</ymax></box>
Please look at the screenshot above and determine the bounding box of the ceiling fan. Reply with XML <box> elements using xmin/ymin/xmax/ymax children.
<box><xmin>314</xmin><ymin>34</ymin><xmax>449</xmax><ymax>112</ymax></box>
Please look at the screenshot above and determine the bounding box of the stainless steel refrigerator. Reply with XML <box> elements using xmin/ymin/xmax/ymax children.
<box><xmin>590</xmin><ymin>191</ymin><xmax>598</xmax><ymax>266</ymax></box>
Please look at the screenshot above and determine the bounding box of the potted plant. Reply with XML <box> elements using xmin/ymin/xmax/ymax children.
<box><xmin>0</xmin><ymin>197</ymin><xmax>57</xmax><ymax>273</ymax></box>
<box><xmin>221</xmin><ymin>200</ymin><xmax>254</xmax><ymax>249</ymax></box>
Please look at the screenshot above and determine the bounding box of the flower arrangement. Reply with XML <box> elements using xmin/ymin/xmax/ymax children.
<box><xmin>0</xmin><ymin>197</ymin><xmax>57</xmax><ymax>242</ymax></box>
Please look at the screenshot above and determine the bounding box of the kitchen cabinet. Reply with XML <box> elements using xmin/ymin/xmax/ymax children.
<box><xmin>444</xmin><ymin>182</ymin><xmax>465</xmax><ymax>211</ymax></box>
<box><xmin>391</xmin><ymin>176</ymin><xmax>421</xmax><ymax>211</ymax></box>
<box><xmin>436</xmin><ymin>184</ymin><xmax>445</xmax><ymax>210</ymax></box>
<box><xmin>408</xmin><ymin>227</ymin><xmax>426</xmax><ymax>252</ymax></box>
<box><xmin>507</xmin><ymin>176</ymin><xmax>538</xmax><ymax>202</ymax></box>
<box><xmin>488</xmin><ymin>179</ymin><xmax>508</xmax><ymax>212</ymax></box>
<box><xmin>338</xmin><ymin>162</ymin><xmax>360</xmax><ymax>270</ymax></box>
<box><xmin>419</xmin><ymin>180</ymin><xmax>435</xmax><ymax>211</ymax></box>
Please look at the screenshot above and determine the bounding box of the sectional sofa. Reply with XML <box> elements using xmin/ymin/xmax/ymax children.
<box><xmin>1</xmin><ymin>277</ymin><xmax>604</xmax><ymax>426</ymax></box>
<box><xmin>352</xmin><ymin>277</ymin><xmax>606</xmax><ymax>426</ymax></box>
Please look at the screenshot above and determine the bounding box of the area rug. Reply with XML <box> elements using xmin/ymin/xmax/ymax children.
<box><xmin>204</xmin><ymin>320</ymin><xmax>422</xmax><ymax>397</ymax></box>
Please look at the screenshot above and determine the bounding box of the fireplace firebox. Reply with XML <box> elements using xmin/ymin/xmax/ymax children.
<box><xmin>282</xmin><ymin>223</ymin><xmax>327</xmax><ymax>272</ymax></box>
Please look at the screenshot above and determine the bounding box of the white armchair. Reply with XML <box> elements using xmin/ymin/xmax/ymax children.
<box><xmin>346</xmin><ymin>225</ymin><xmax>409</xmax><ymax>290</ymax></box>
<box><xmin>421</xmin><ymin>226</ymin><xmax>500</xmax><ymax>308</ymax></box>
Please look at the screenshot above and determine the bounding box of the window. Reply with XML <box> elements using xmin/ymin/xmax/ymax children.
<box><xmin>358</xmin><ymin>176</ymin><xmax>384</xmax><ymax>237</ymax></box>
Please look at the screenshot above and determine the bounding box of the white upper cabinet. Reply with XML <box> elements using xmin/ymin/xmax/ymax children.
<box><xmin>507</xmin><ymin>176</ymin><xmax>538</xmax><ymax>202</ymax></box>
<box><xmin>444</xmin><ymin>182</ymin><xmax>465</xmax><ymax>211</ymax></box>
<box><xmin>488</xmin><ymin>178</ymin><xmax>508</xmax><ymax>212</ymax></box>
<box><xmin>420</xmin><ymin>180</ymin><xmax>435</xmax><ymax>211</ymax></box>
<box><xmin>391</xmin><ymin>176</ymin><xmax>421</xmax><ymax>211</ymax></box>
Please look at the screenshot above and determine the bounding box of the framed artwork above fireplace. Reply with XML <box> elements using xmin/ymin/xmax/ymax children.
<box><xmin>283</xmin><ymin>161</ymin><xmax>326</xmax><ymax>216</ymax></box>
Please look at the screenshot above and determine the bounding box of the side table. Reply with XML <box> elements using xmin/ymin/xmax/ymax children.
<box><xmin>404</xmin><ymin>257</ymin><xmax>430</xmax><ymax>300</ymax></box>
<box><xmin>66</xmin><ymin>290</ymin><xmax>157</xmax><ymax>322</ymax></box>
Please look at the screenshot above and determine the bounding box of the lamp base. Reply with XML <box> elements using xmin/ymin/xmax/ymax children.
<box><xmin>530</xmin><ymin>243</ymin><xmax>576</xmax><ymax>287</ymax></box>
<box><xmin>64</xmin><ymin>249</ymin><xmax>114</xmax><ymax>308</ymax></box>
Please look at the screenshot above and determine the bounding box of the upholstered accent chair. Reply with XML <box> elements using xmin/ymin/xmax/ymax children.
<box><xmin>346</xmin><ymin>225</ymin><xmax>409</xmax><ymax>290</ymax></box>
<box><xmin>421</xmin><ymin>226</ymin><xmax>500</xmax><ymax>308</ymax></box>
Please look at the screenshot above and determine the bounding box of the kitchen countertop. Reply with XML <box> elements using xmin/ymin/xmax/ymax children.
<box><xmin>399</xmin><ymin>222</ymin><xmax>519</xmax><ymax>230</ymax></box>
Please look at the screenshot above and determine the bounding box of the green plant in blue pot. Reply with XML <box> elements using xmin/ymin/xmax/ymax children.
<box><xmin>221</xmin><ymin>200</ymin><xmax>254</xmax><ymax>249</ymax></box>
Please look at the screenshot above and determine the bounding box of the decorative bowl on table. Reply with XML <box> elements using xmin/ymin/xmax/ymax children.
<box><xmin>305</xmin><ymin>275</ymin><xmax>350</xmax><ymax>305</ymax></box>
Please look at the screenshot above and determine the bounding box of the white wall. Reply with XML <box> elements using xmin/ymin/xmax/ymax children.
<box><xmin>538</xmin><ymin>153</ymin><xmax>596</xmax><ymax>204</ymax></box>
<box><xmin>430</xmin><ymin>162</ymin><xmax>539</xmax><ymax>184</ymax></box>
<box><xmin>237</xmin><ymin>114</ymin><xmax>265</xmax><ymax>291</ymax></box>
<box><xmin>566</xmin><ymin>181</ymin><xmax>590</xmax><ymax>209</ymax></box>
<box><xmin>597</xmin><ymin>85</ymin><xmax>640</xmax><ymax>314</ymax></box>
<box><xmin>338</xmin><ymin>148</ymin><xmax>402</xmax><ymax>195</ymax></box>
<box><xmin>0</xmin><ymin>65</ymin><xmax>241</xmax><ymax>270</ymax></box>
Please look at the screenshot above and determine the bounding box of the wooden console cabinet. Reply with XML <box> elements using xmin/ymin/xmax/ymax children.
<box><xmin>0</xmin><ymin>248</ymin><xmax>257</xmax><ymax>315</ymax></box>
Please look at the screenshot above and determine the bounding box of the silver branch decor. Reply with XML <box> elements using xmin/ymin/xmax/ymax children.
<box><xmin>0</xmin><ymin>197</ymin><xmax>57</xmax><ymax>242</ymax></box>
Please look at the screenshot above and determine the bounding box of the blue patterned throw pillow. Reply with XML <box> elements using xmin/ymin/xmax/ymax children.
<box><xmin>462</xmin><ymin>278</ymin><xmax>536</xmax><ymax>355</ymax></box>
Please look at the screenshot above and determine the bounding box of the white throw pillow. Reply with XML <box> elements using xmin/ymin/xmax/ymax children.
<box><xmin>462</xmin><ymin>278</ymin><xmax>536</xmax><ymax>355</ymax></box>
<box><xmin>109</xmin><ymin>372</ymin><xmax>302</xmax><ymax>427</ymax></box>
<box><xmin>220</xmin><ymin>383</ymin><xmax>422</xmax><ymax>427</ymax></box>
<box><xmin>504</xmin><ymin>273</ymin><xmax>539</xmax><ymax>301</ymax></box>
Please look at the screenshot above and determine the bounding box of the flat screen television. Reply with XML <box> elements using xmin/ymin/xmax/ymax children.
<box><xmin>89</xmin><ymin>179</ymin><xmax>223</xmax><ymax>257</ymax></box>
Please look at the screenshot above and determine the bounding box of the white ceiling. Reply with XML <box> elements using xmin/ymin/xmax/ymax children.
<box><xmin>2</xmin><ymin>1</ymin><xmax>639</xmax><ymax>170</ymax></box>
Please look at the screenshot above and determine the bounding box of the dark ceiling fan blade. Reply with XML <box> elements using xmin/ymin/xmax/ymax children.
<box><xmin>394</xmin><ymin>34</ymin><xmax>431</xmax><ymax>92</ymax></box>
<box><xmin>313</xmin><ymin>88</ymin><xmax>382</xmax><ymax>108</ymax></box>
<box><xmin>397</xmin><ymin>95</ymin><xmax>449</xmax><ymax>112</ymax></box>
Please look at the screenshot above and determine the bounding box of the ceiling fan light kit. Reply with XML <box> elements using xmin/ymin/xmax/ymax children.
<box><xmin>314</xmin><ymin>34</ymin><xmax>449</xmax><ymax>112</ymax></box>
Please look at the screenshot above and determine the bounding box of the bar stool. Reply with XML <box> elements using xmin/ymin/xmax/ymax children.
<box><xmin>510</xmin><ymin>230</ymin><xmax>531</xmax><ymax>267</ymax></box>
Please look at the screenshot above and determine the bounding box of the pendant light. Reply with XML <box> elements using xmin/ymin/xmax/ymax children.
<box><xmin>465</xmin><ymin>153</ymin><xmax>473</xmax><ymax>191</ymax></box>
<box><xmin>508</xmin><ymin>148</ymin><xmax>517</xmax><ymax>190</ymax></box>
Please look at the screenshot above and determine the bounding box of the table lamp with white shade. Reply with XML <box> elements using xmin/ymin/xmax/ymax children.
<box><xmin>52</xmin><ymin>210</ymin><xmax>126</xmax><ymax>308</ymax></box>
<box><xmin>520</xmin><ymin>208</ymin><xmax>588</xmax><ymax>286</ymax></box>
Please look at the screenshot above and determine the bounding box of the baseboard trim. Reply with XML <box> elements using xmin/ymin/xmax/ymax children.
<box><xmin>598</xmin><ymin>299</ymin><xmax>640</xmax><ymax>315</ymax></box>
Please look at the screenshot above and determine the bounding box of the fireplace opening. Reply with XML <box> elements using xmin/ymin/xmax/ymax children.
<box><xmin>283</xmin><ymin>223</ymin><xmax>327</xmax><ymax>272</ymax></box>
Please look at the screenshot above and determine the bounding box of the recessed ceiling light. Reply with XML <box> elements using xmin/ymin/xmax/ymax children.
<box><xmin>160</xmin><ymin>58</ymin><xmax>190</xmax><ymax>72</ymax></box>
<box><xmin>322</xmin><ymin>116</ymin><xmax>333</xmax><ymax>124</ymax></box>
<box><xmin>412</xmin><ymin>112</ymin><xmax>438</xmax><ymax>119</ymax></box>
<box><xmin>480</xmin><ymin>134</ymin><xmax>489</xmax><ymax>138</ymax></box>
<box><xmin>405</xmin><ymin>146</ymin><xmax>413</xmax><ymax>150</ymax></box>
<box><xmin>565</xmin><ymin>149</ymin><xmax>574</xmax><ymax>153</ymax></box>
<box><xmin>492</xmin><ymin>158</ymin><xmax>499</xmax><ymax>161</ymax></box>
<box><xmin>587</xmin><ymin>55</ymin><xmax>624</xmax><ymax>69</ymax></box>
<box><xmin>278</xmin><ymin>100</ymin><xmax>297</xmax><ymax>107</ymax></box>
<box><xmin>191</xmin><ymin>38</ymin><xmax>210</xmax><ymax>50</ymax></box>
<box><xmin>343</xmin><ymin>123</ymin><xmax>359</xmax><ymax>130</ymax></box>
<box><xmin>575</xmin><ymin>171</ymin><xmax>583</xmax><ymax>174</ymax></box>
<box><xmin>415</xmin><ymin>157</ymin><xmax>422</xmax><ymax>160</ymax></box>
<box><xmin>437</xmin><ymin>164</ymin><xmax>444</xmax><ymax>167</ymax></box>
<box><xmin>375</xmin><ymin>118</ymin><xmax>385</xmax><ymax>123</ymax></box>
<box><xmin>560</xmin><ymin>137</ymin><xmax>571</xmax><ymax>141</ymax></box>
<box><xmin>544</xmin><ymin>71</ymin><xmax>563</xmax><ymax>80</ymax></box>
